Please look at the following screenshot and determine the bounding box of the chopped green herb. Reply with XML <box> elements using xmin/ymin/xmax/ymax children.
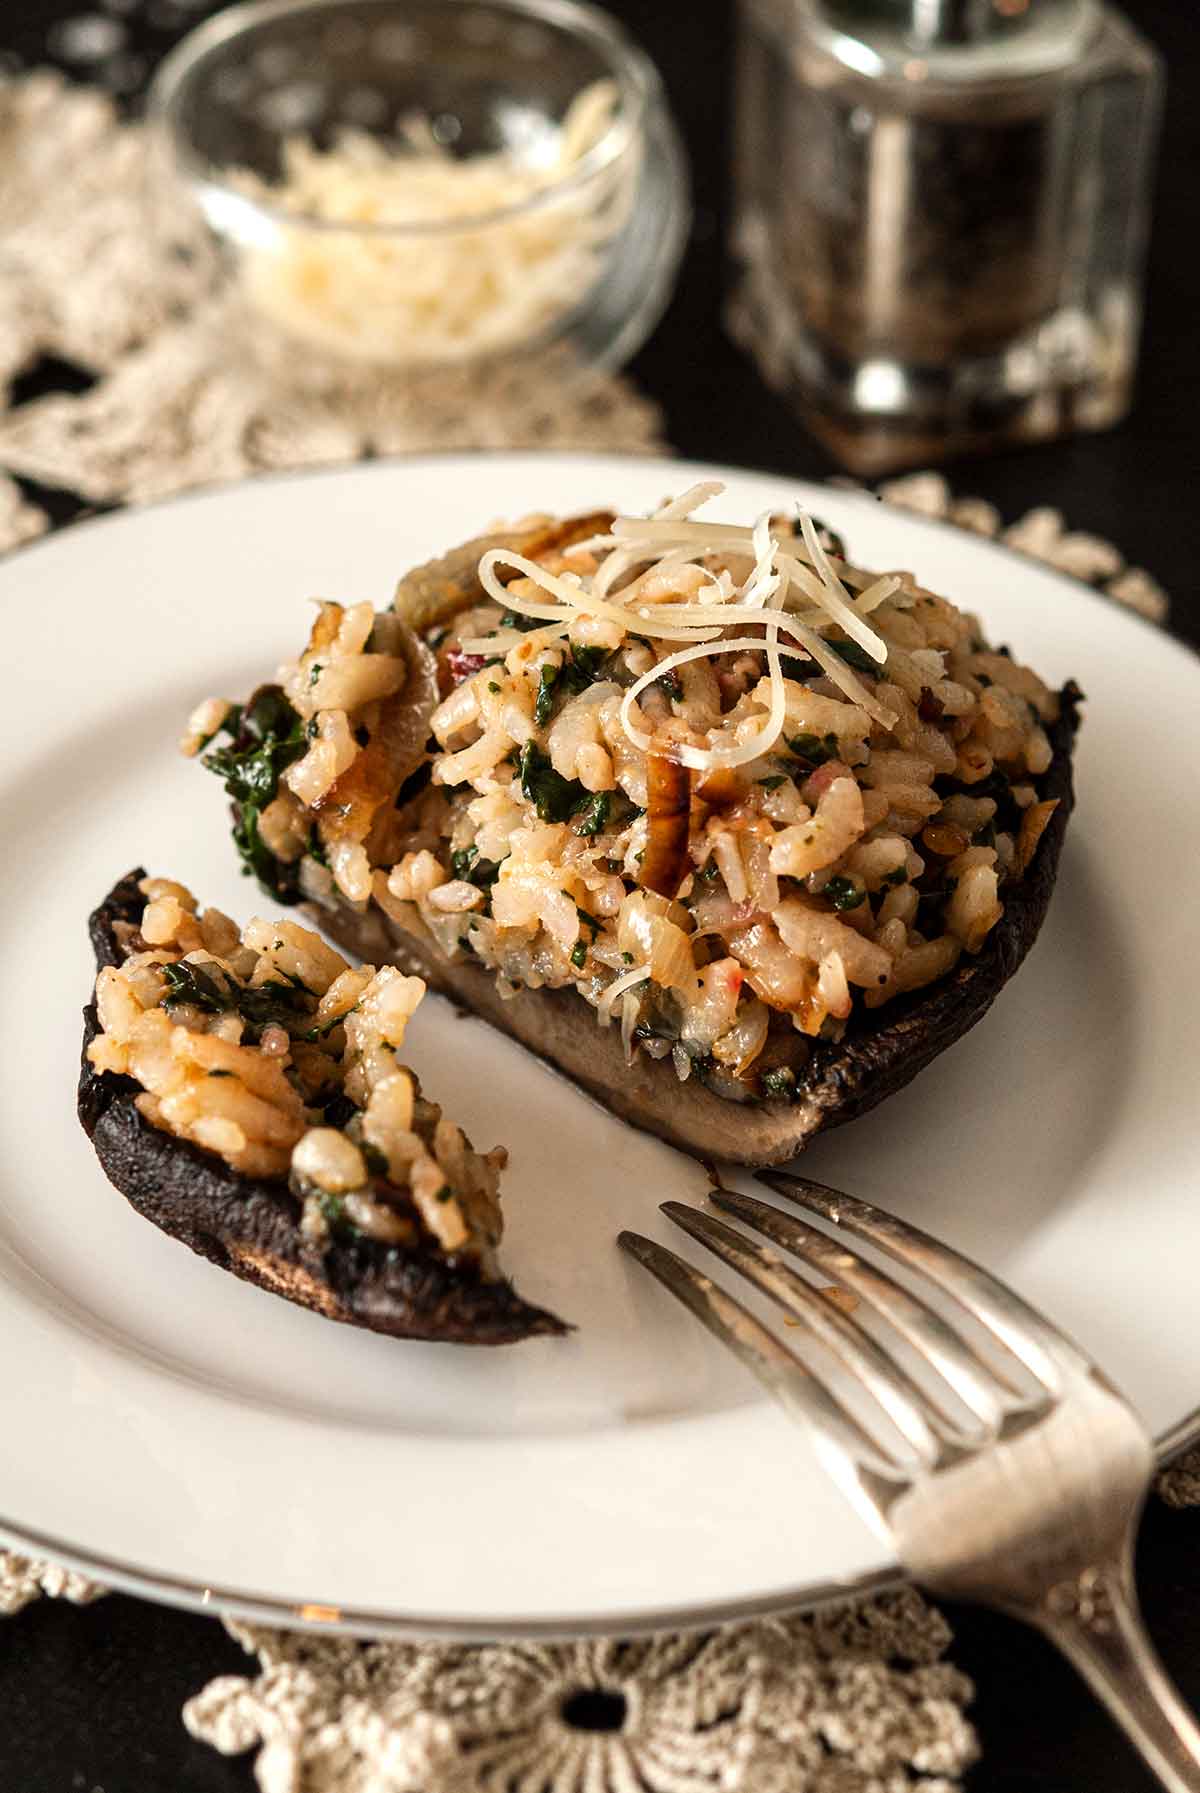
<box><xmin>201</xmin><ymin>686</ymin><xmax>308</xmax><ymax>900</ymax></box>
<box><xmin>656</xmin><ymin>668</ymin><xmax>684</xmax><ymax>702</ymax></box>
<box><xmin>697</xmin><ymin>862</ymin><xmax>720</xmax><ymax>883</ymax></box>
<box><xmin>574</xmin><ymin>790</ymin><xmax>611</xmax><ymax>838</ymax></box>
<box><xmin>788</xmin><ymin>731</ymin><xmax>839</xmax><ymax>766</ymax></box>
<box><xmin>435</xmin><ymin>1184</ymin><xmax>454</xmax><ymax>1203</ymax></box>
<box><xmin>827</xmin><ymin>638</ymin><xmax>883</xmax><ymax>676</ymax></box>
<box><xmin>534</xmin><ymin>664</ymin><xmax>559</xmax><ymax>727</ymax></box>
<box><xmin>500</xmin><ymin>608</ymin><xmax>547</xmax><ymax>634</ymax></box>
<box><xmin>880</xmin><ymin>864</ymin><xmax>908</xmax><ymax>890</ymax></box>
<box><xmin>518</xmin><ymin>742</ymin><xmax>590</xmax><ymax>824</ymax></box>
<box><xmin>488</xmin><ymin>681</ymin><xmax>501</xmax><ymax>694</ymax></box>
<box><xmin>575</xmin><ymin>905</ymin><xmax>600</xmax><ymax>936</ymax></box>
<box><xmin>306</xmin><ymin>827</ymin><xmax>330</xmax><ymax>869</ymax></box>
<box><xmin>760</xmin><ymin>1067</ymin><xmax>797</xmax><ymax>1099</ymax></box>
<box><xmin>317</xmin><ymin>1192</ymin><xmax>357</xmax><ymax>1241</ymax></box>
<box><xmin>207</xmin><ymin>1069</ymin><xmax>234</xmax><ymax>1080</ymax></box>
<box><xmin>308</xmin><ymin>662</ymin><xmax>323</xmax><ymax>686</ymax></box>
<box><xmin>562</xmin><ymin>644</ymin><xmax>609</xmax><ymax>691</ymax></box>
<box><xmin>570</xmin><ymin>940</ymin><xmax>588</xmax><ymax>969</ymax></box>
<box><xmin>757</xmin><ymin>774</ymin><xmax>788</xmax><ymax>790</ymax></box>
<box><xmin>161</xmin><ymin>961</ymin><xmax>229</xmax><ymax>1014</ymax></box>
<box><xmin>451</xmin><ymin>845</ymin><xmax>501</xmax><ymax>891</ymax></box>
<box><xmin>235</xmin><ymin>979</ymin><xmax>313</xmax><ymax>1029</ymax></box>
<box><xmin>621</xmin><ymin>950</ymin><xmax>635</xmax><ymax>964</ymax></box>
<box><xmin>303</xmin><ymin>999</ymin><xmax>359</xmax><ymax>1042</ymax></box>
<box><xmin>823</xmin><ymin>875</ymin><xmax>866</xmax><ymax>911</ymax></box>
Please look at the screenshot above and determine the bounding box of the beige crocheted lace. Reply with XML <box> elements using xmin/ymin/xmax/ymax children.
<box><xmin>0</xmin><ymin>65</ymin><xmax>1188</xmax><ymax>1793</ymax></box>
<box><xmin>0</xmin><ymin>74</ymin><xmax>665</xmax><ymax>527</ymax></box>
<box><xmin>177</xmin><ymin>1591</ymin><xmax>977</xmax><ymax>1793</ymax></box>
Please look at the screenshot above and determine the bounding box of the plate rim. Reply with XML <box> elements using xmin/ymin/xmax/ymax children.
<box><xmin>4</xmin><ymin>450</ymin><xmax>1197</xmax><ymax>1639</ymax></box>
<box><xmin>2</xmin><ymin>1404</ymin><xmax>1196</xmax><ymax>1640</ymax></box>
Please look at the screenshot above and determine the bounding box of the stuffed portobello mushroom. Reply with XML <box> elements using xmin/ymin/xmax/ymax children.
<box><xmin>79</xmin><ymin>870</ymin><xmax>564</xmax><ymax>1342</ymax></box>
<box><xmin>185</xmin><ymin>485</ymin><xmax>1080</xmax><ymax>1167</ymax></box>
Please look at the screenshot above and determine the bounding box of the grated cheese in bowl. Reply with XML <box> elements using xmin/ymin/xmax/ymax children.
<box><xmin>226</xmin><ymin>80</ymin><xmax>638</xmax><ymax>366</ymax></box>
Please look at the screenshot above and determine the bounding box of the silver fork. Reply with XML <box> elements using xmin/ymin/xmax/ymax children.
<box><xmin>619</xmin><ymin>1169</ymin><xmax>1200</xmax><ymax>1793</ymax></box>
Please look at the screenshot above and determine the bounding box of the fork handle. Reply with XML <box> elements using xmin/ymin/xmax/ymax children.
<box><xmin>1032</xmin><ymin>1557</ymin><xmax>1200</xmax><ymax>1793</ymax></box>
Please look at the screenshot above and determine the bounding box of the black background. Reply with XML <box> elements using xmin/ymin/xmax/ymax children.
<box><xmin>2</xmin><ymin>2</ymin><xmax>1198</xmax><ymax>1789</ymax></box>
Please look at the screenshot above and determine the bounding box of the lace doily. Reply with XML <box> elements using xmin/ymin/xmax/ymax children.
<box><xmin>0</xmin><ymin>73</ymin><xmax>665</xmax><ymax>527</ymax></box>
<box><xmin>0</xmin><ymin>58</ymin><xmax>1189</xmax><ymax>1793</ymax></box>
<box><xmin>174</xmin><ymin>1590</ymin><xmax>975</xmax><ymax>1793</ymax></box>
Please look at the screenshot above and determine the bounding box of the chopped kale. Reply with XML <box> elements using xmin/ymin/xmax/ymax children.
<box><xmin>826</xmin><ymin>638</ymin><xmax>883</xmax><ymax>676</ymax></box>
<box><xmin>317</xmin><ymin>1192</ymin><xmax>358</xmax><ymax>1241</ymax></box>
<box><xmin>531</xmin><ymin>644</ymin><xmax>613</xmax><ymax>729</ymax></box>
<box><xmin>534</xmin><ymin>664</ymin><xmax>558</xmax><ymax>727</ymax></box>
<box><xmin>500</xmin><ymin>608</ymin><xmax>549</xmax><ymax>634</ymax></box>
<box><xmin>518</xmin><ymin>742</ymin><xmax>589</xmax><ymax>824</ymax></box>
<box><xmin>574</xmin><ymin>790</ymin><xmax>611</xmax><ymax>838</ymax></box>
<box><xmin>303</xmin><ymin>1000</ymin><xmax>359</xmax><ymax>1042</ymax></box>
<box><xmin>823</xmin><ymin>875</ymin><xmax>867</xmax><ymax>911</ymax></box>
<box><xmin>235</xmin><ymin>979</ymin><xmax>314</xmax><ymax>1031</ymax></box>
<box><xmin>164</xmin><ymin>959</ymin><xmax>315</xmax><ymax>1038</ymax></box>
<box><xmin>760</xmin><ymin>1066</ymin><xmax>797</xmax><ymax>1099</ymax></box>
<box><xmin>161</xmin><ymin>961</ymin><xmax>229</xmax><ymax>1014</ymax></box>
<box><xmin>201</xmin><ymin>685</ymin><xmax>308</xmax><ymax>901</ymax></box>
<box><xmin>563</xmin><ymin>644</ymin><xmax>610</xmax><ymax>690</ymax></box>
<box><xmin>451</xmin><ymin>846</ymin><xmax>501</xmax><ymax>891</ymax></box>
<box><xmin>787</xmin><ymin>731</ymin><xmax>839</xmax><ymax>766</ymax></box>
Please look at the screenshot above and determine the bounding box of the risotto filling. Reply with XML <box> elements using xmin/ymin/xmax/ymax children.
<box><xmin>87</xmin><ymin>877</ymin><xmax>506</xmax><ymax>1261</ymax></box>
<box><xmin>189</xmin><ymin>484</ymin><xmax>1063</xmax><ymax>1105</ymax></box>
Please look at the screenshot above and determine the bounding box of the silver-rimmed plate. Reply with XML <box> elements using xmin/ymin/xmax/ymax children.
<box><xmin>1</xmin><ymin>453</ymin><xmax>1195</xmax><ymax>1638</ymax></box>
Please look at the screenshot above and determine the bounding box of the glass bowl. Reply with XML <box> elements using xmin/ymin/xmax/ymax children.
<box><xmin>149</xmin><ymin>0</ymin><xmax>689</xmax><ymax>383</ymax></box>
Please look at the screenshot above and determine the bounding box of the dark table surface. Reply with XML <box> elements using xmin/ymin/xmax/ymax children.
<box><xmin>2</xmin><ymin>2</ymin><xmax>1198</xmax><ymax>1789</ymax></box>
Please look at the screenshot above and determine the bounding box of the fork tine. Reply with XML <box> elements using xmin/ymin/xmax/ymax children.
<box><xmin>757</xmin><ymin>1171</ymin><xmax>1075</xmax><ymax>1391</ymax></box>
<box><xmin>661</xmin><ymin>1202</ymin><xmax>956</xmax><ymax>1466</ymax></box>
<box><xmin>712</xmin><ymin>1187</ymin><xmax>1039</xmax><ymax>1433</ymax></box>
<box><xmin>618</xmin><ymin>1230</ymin><xmax>907</xmax><ymax>1481</ymax></box>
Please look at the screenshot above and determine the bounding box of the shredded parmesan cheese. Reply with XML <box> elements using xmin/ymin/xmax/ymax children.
<box><xmin>463</xmin><ymin>482</ymin><xmax>901</xmax><ymax>774</ymax></box>
<box><xmin>597</xmin><ymin>962</ymin><xmax>652</xmax><ymax>1025</ymax></box>
<box><xmin>230</xmin><ymin>81</ymin><xmax>633</xmax><ymax>365</ymax></box>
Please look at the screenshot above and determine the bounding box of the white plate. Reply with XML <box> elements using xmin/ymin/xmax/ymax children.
<box><xmin>1</xmin><ymin>453</ymin><xmax>1197</xmax><ymax>1639</ymax></box>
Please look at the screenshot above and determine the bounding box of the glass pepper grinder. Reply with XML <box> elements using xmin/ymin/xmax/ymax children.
<box><xmin>728</xmin><ymin>0</ymin><xmax>1163</xmax><ymax>474</ymax></box>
